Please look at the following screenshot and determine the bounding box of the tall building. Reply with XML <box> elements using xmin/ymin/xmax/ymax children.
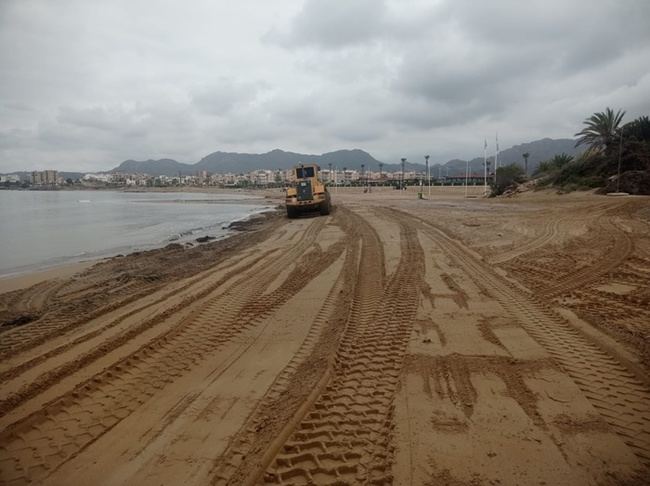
<box><xmin>31</xmin><ymin>170</ymin><xmax>58</xmax><ymax>185</ymax></box>
<box><xmin>44</xmin><ymin>170</ymin><xmax>57</xmax><ymax>184</ymax></box>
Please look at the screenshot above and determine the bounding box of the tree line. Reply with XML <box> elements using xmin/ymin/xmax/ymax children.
<box><xmin>492</xmin><ymin>109</ymin><xmax>650</xmax><ymax>195</ymax></box>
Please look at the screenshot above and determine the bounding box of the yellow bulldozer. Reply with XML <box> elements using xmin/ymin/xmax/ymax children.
<box><xmin>285</xmin><ymin>163</ymin><xmax>331</xmax><ymax>218</ymax></box>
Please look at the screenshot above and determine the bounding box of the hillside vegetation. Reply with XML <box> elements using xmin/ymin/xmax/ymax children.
<box><xmin>533</xmin><ymin>110</ymin><xmax>650</xmax><ymax>194</ymax></box>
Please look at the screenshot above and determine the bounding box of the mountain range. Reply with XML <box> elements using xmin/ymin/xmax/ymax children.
<box><xmin>113</xmin><ymin>149</ymin><xmax>380</xmax><ymax>176</ymax></box>
<box><xmin>451</xmin><ymin>138</ymin><xmax>583</xmax><ymax>175</ymax></box>
<box><xmin>2</xmin><ymin>139</ymin><xmax>582</xmax><ymax>179</ymax></box>
<box><xmin>111</xmin><ymin>138</ymin><xmax>583</xmax><ymax>177</ymax></box>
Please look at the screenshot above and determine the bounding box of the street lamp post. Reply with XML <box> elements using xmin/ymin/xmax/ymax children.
<box><xmin>522</xmin><ymin>153</ymin><xmax>530</xmax><ymax>176</ymax></box>
<box><xmin>616</xmin><ymin>131</ymin><xmax>624</xmax><ymax>193</ymax></box>
<box><xmin>483</xmin><ymin>140</ymin><xmax>488</xmax><ymax>196</ymax></box>
<box><xmin>494</xmin><ymin>133</ymin><xmax>499</xmax><ymax>185</ymax></box>
<box><xmin>425</xmin><ymin>155</ymin><xmax>430</xmax><ymax>197</ymax></box>
<box><xmin>401</xmin><ymin>158</ymin><xmax>406</xmax><ymax>190</ymax></box>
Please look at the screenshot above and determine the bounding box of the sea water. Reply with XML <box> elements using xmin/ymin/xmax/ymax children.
<box><xmin>0</xmin><ymin>190</ymin><xmax>273</xmax><ymax>276</ymax></box>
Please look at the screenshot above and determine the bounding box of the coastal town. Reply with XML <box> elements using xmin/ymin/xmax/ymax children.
<box><xmin>1</xmin><ymin>167</ymin><xmax>487</xmax><ymax>189</ymax></box>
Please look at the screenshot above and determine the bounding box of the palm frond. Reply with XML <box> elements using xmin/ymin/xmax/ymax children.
<box><xmin>574</xmin><ymin>107</ymin><xmax>625</xmax><ymax>151</ymax></box>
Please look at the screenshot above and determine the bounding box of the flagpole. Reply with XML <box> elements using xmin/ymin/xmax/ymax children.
<box><xmin>426</xmin><ymin>155</ymin><xmax>431</xmax><ymax>198</ymax></box>
<box><xmin>464</xmin><ymin>159</ymin><xmax>469</xmax><ymax>197</ymax></box>
<box><xmin>494</xmin><ymin>132</ymin><xmax>499</xmax><ymax>185</ymax></box>
<box><xmin>483</xmin><ymin>139</ymin><xmax>487</xmax><ymax>196</ymax></box>
<box><xmin>335</xmin><ymin>166</ymin><xmax>338</xmax><ymax>195</ymax></box>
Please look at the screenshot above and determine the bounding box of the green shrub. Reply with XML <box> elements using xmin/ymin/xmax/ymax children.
<box><xmin>491</xmin><ymin>164</ymin><xmax>526</xmax><ymax>196</ymax></box>
<box><xmin>535</xmin><ymin>153</ymin><xmax>574</xmax><ymax>175</ymax></box>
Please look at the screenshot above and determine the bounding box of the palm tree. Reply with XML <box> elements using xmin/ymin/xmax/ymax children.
<box><xmin>550</xmin><ymin>153</ymin><xmax>574</xmax><ymax>168</ymax></box>
<box><xmin>623</xmin><ymin>115</ymin><xmax>650</xmax><ymax>142</ymax></box>
<box><xmin>536</xmin><ymin>153</ymin><xmax>574</xmax><ymax>174</ymax></box>
<box><xmin>522</xmin><ymin>152</ymin><xmax>530</xmax><ymax>175</ymax></box>
<box><xmin>575</xmin><ymin>107</ymin><xmax>625</xmax><ymax>154</ymax></box>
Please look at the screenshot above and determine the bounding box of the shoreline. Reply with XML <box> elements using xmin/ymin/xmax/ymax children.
<box><xmin>0</xmin><ymin>189</ymin><xmax>279</xmax><ymax>280</ymax></box>
<box><xmin>0</xmin><ymin>261</ymin><xmax>95</xmax><ymax>294</ymax></box>
<box><xmin>0</xmin><ymin>207</ymin><xmax>281</xmax><ymax>294</ymax></box>
<box><xmin>0</xmin><ymin>185</ymin><xmax>283</xmax><ymax>195</ymax></box>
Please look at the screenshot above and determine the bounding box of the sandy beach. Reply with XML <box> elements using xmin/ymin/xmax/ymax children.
<box><xmin>0</xmin><ymin>188</ymin><xmax>649</xmax><ymax>485</ymax></box>
<box><xmin>0</xmin><ymin>262</ymin><xmax>95</xmax><ymax>295</ymax></box>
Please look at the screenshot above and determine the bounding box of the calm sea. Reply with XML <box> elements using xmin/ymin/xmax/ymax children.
<box><xmin>0</xmin><ymin>190</ymin><xmax>273</xmax><ymax>277</ymax></box>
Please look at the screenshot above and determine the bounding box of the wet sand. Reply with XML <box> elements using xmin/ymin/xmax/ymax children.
<box><xmin>0</xmin><ymin>263</ymin><xmax>95</xmax><ymax>295</ymax></box>
<box><xmin>0</xmin><ymin>188</ymin><xmax>649</xmax><ymax>485</ymax></box>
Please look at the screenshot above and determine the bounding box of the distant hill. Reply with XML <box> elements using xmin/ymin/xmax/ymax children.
<box><xmin>437</xmin><ymin>138</ymin><xmax>584</xmax><ymax>176</ymax></box>
<box><xmin>112</xmin><ymin>158</ymin><xmax>194</xmax><ymax>176</ymax></box>
<box><xmin>474</xmin><ymin>138</ymin><xmax>582</xmax><ymax>174</ymax></box>
<box><xmin>108</xmin><ymin>138</ymin><xmax>583</xmax><ymax>176</ymax></box>
<box><xmin>112</xmin><ymin>149</ymin><xmax>383</xmax><ymax>176</ymax></box>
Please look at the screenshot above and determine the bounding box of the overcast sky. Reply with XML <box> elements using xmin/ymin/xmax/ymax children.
<box><xmin>1</xmin><ymin>0</ymin><xmax>649</xmax><ymax>172</ymax></box>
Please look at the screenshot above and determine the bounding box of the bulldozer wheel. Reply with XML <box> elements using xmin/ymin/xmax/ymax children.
<box><xmin>319</xmin><ymin>201</ymin><xmax>331</xmax><ymax>216</ymax></box>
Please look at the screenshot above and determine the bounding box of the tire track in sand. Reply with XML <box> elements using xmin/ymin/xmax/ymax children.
<box><xmin>209</xmin><ymin>207</ymin><xmax>383</xmax><ymax>485</ymax></box>
<box><xmin>490</xmin><ymin>216</ymin><xmax>564</xmax><ymax>265</ymax></box>
<box><xmin>400</xmin><ymin>209</ymin><xmax>650</xmax><ymax>470</ymax></box>
<box><xmin>0</xmin><ymin>248</ymin><xmax>259</xmax><ymax>382</ymax></box>
<box><xmin>538</xmin><ymin>215</ymin><xmax>633</xmax><ymax>298</ymax></box>
<box><xmin>0</xmin><ymin>218</ymin><xmax>285</xmax><ymax>360</ymax></box>
<box><xmin>490</xmin><ymin>200</ymin><xmax>616</xmax><ymax>266</ymax></box>
<box><xmin>0</xmin><ymin>218</ymin><xmax>341</xmax><ymax>484</ymax></box>
<box><xmin>0</xmin><ymin>283</ymin><xmax>165</xmax><ymax>359</ymax></box>
<box><xmin>262</xmin><ymin>208</ymin><xmax>423</xmax><ymax>485</ymax></box>
<box><xmin>211</xmin><ymin>246</ymin><xmax>353</xmax><ymax>485</ymax></box>
<box><xmin>0</xmin><ymin>249</ymin><xmax>276</xmax><ymax>419</ymax></box>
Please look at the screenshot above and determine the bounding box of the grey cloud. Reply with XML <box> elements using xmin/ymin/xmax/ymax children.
<box><xmin>438</xmin><ymin>0</ymin><xmax>650</xmax><ymax>75</ymax></box>
<box><xmin>1</xmin><ymin>1</ymin><xmax>649</xmax><ymax>172</ymax></box>
<box><xmin>265</xmin><ymin>0</ymin><xmax>388</xmax><ymax>49</ymax></box>
<box><xmin>328</xmin><ymin>121</ymin><xmax>385</xmax><ymax>143</ymax></box>
<box><xmin>269</xmin><ymin>98</ymin><xmax>330</xmax><ymax>127</ymax></box>
<box><xmin>0</xmin><ymin>128</ymin><xmax>33</xmax><ymax>149</ymax></box>
<box><xmin>191</xmin><ymin>79</ymin><xmax>265</xmax><ymax>115</ymax></box>
<box><xmin>264</xmin><ymin>0</ymin><xmax>441</xmax><ymax>50</ymax></box>
<box><xmin>3</xmin><ymin>102</ymin><xmax>35</xmax><ymax>112</ymax></box>
<box><xmin>57</xmin><ymin>105</ymin><xmax>149</xmax><ymax>137</ymax></box>
<box><xmin>388</xmin><ymin>1</ymin><xmax>650</xmax><ymax>134</ymax></box>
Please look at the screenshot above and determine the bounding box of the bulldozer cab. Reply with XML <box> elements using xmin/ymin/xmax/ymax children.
<box><xmin>295</xmin><ymin>165</ymin><xmax>316</xmax><ymax>179</ymax></box>
<box><xmin>294</xmin><ymin>164</ymin><xmax>319</xmax><ymax>202</ymax></box>
<box><xmin>285</xmin><ymin>163</ymin><xmax>331</xmax><ymax>218</ymax></box>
